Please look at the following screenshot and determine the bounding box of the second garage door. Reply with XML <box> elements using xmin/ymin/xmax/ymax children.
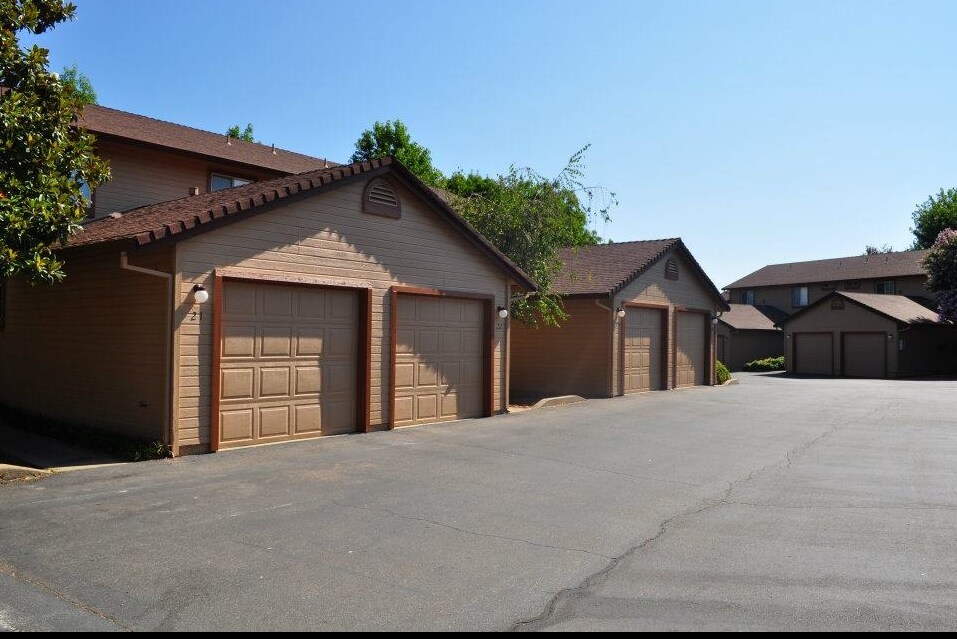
<box><xmin>794</xmin><ymin>333</ymin><xmax>833</xmax><ymax>375</ymax></box>
<box><xmin>218</xmin><ymin>282</ymin><xmax>359</xmax><ymax>449</ymax></box>
<box><xmin>394</xmin><ymin>295</ymin><xmax>487</xmax><ymax>427</ymax></box>
<box><xmin>623</xmin><ymin>308</ymin><xmax>664</xmax><ymax>393</ymax></box>
<box><xmin>843</xmin><ymin>333</ymin><xmax>886</xmax><ymax>378</ymax></box>
<box><xmin>675</xmin><ymin>312</ymin><xmax>707</xmax><ymax>388</ymax></box>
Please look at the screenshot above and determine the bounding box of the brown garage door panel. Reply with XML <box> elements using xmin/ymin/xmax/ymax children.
<box><xmin>217</xmin><ymin>281</ymin><xmax>359</xmax><ymax>449</ymax></box>
<box><xmin>843</xmin><ymin>333</ymin><xmax>886</xmax><ymax>378</ymax></box>
<box><xmin>394</xmin><ymin>295</ymin><xmax>487</xmax><ymax>428</ymax></box>
<box><xmin>623</xmin><ymin>307</ymin><xmax>664</xmax><ymax>393</ymax></box>
<box><xmin>676</xmin><ymin>312</ymin><xmax>707</xmax><ymax>388</ymax></box>
<box><xmin>794</xmin><ymin>333</ymin><xmax>834</xmax><ymax>376</ymax></box>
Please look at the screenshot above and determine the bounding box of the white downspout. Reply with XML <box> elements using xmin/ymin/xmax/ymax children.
<box><xmin>120</xmin><ymin>252</ymin><xmax>174</xmax><ymax>449</ymax></box>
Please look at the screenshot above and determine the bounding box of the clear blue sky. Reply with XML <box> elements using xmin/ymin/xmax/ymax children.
<box><xmin>24</xmin><ymin>0</ymin><xmax>957</xmax><ymax>288</ymax></box>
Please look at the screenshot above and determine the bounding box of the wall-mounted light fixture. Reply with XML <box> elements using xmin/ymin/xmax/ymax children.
<box><xmin>711</xmin><ymin>315</ymin><xmax>720</xmax><ymax>326</ymax></box>
<box><xmin>497</xmin><ymin>306</ymin><xmax>509</xmax><ymax>320</ymax></box>
<box><xmin>615</xmin><ymin>307</ymin><xmax>626</xmax><ymax>319</ymax></box>
<box><xmin>192</xmin><ymin>284</ymin><xmax>210</xmax><ymax>305</ymax></box>
<box><xmin>786</xmin><ymin>333</ymin><xmax>792</xmax><ymax>339</ymax></box>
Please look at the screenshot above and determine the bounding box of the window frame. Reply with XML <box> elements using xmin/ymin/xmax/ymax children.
<box><xmin>874</xmin><ymin>280</ymin><xmax>895</xmax><ymax>295</ymax></box>
<box><xmin>845</xmin><ymin>280</ymin><xmax>861</xmax><ymax>290</ymax></box>
<box><xmin>742</xmin><ymin>290</ymin><xmax>755</xmax><ymax>305</ymax></box>
<box><xmin>209</xmin><ymin>171</ymin><xmax>255</xmax><ymax>193</ymax></box>
<box><xmin>791</xmin><ymin>286</ymin><xmax>809</xmax><ymax>308</ymax></box>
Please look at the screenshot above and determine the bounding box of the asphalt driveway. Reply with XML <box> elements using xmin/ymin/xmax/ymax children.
<box><xmin>1</xmin><ymin>374</ymin><xmax>955</xmax><ymax>631</ymax></box>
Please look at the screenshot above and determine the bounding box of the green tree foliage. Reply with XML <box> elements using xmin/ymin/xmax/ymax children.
<box><xmin>922</xmin><ymin>228</ymin><xmax>957</xmax><ymax>322</ymax></box>
<box><xmin>350</xmin><ymin>120</ymin><xmax>444</xmax><ymax>186</ymax></box>
<box><xmin>911</xmin><ymin>188</ymin><xmax>957</xmax><ymax>250</ymax></box>
<box><xmin>59</xmin><ymin>63</ymin><xmax>94</xmax><ymax>104</ymax></box>
<box><xmin>447</xmin><ymin>146</ymin><xmax>615</xmax><ymax>326</ymax></box>
<box><xmin>226</xmin><ymin>122</ymin><xmax>255</xmax><ymax>143</ymax></box>
<box><xmin>864</xmin><ymin>244</ymin><xmax>893</xmax><ymax>255</ymax></box>
<box><xmin>0</xmin><ymin>0</ymin><xmax>110</xmax><ymax>284</ymax></box>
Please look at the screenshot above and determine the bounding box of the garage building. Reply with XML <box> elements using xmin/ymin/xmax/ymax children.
<box><xmin>0</xmin><ymin>158</ymin><xmax>534</xmax><ymax>455</ymax></box>
<box><xmin>510</xmin><ymin>239</ymin><xmax>729</xmax><ymax>400</ymax></box>
<box><xmin>715</xmin><ymin>304</ymin><xmax>787</xmax><ymax>371</ymax></box>
<box><xmin>780</xmin><ymin>291</ymin><xmax>957</xmax><ymax>378</ymax></box>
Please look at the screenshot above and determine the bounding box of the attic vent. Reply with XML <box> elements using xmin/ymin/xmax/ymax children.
<box><xmin>665</xmin><ymin>257</ymin><xmax>679</xmax><ymax>281</ymax></box>
<box><xmin>363</xmin><ymin>178</ymin><xmax>401</xmax><ymax>219</ymax></box>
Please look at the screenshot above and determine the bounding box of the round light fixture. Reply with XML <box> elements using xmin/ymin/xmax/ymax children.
<box><xmin>192</xmin><ymin>284</ymin><xmax>210</xmax><ymax>305</ymax></box>
<box><xmin>616</xmin><ymin>307</ymin><xmax>626</xmax><ymax>319</ymax></box>
<box><xmin>497</xmin><ymin>306</ymin><xmax>509</xmax><ymax>320</ymax></box>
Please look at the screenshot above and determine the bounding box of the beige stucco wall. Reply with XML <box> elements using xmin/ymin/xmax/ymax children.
<box><xmin>612</xmin><ymin>249</ymin><xmax>722</xmax><ymax>393</ymax></box>
<box><xmin>510</xmin><ymin>298</ymin><xmax>612</xmax><ymax>399</ymax></box>
<box><xmin>783</xmin><ymin>302</ymin><xmax>898</xmax><ymax>376</ymax></box>
<box><xmin>0</xmin><ymin>247</ymin><xmax>172</xmax><ymax>441</ymax></box>
<box><xmin>173</xmin><ymin>177</ymin><xmax>511</xmax><ymax>451</ymax></box>
<box><xmin>94</xmin><ymin>140</ymin><xmax>281</xmax><ymax>218</ymax></box>
<box><xmin>716</xmin><ymin>324</ymin><xmax>785</xmax><ymax>371</ymax></box>
<box><xmin>728</xmin><ymin>275</ymin><xmax>932</xmax><ymax>311</ymax></box>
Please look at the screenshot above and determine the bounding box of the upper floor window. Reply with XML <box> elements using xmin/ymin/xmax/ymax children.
<box><xmin>845</xmin><ymin>280</ymin><xmax>861</xmax><ymax>290</ymax></box>
<box><xmin>875</xmin><ymin>280</ymin><xmax>895</xmax><ymax>295</ymax></box>
<box><xmin>821</xmin><ymin>282</ymin><xmax>835</xmax><ymax>291</ymax></box>
<box><xmin>792</xmin><ymin>286</ymin><xmax>809</xmax><ymax>308</ymax></box>
<box><xmin>665</xmin><ymin>258</ymin><xmax>680</xmax><ymax>281</ymax></box>
<box><xmin>211</xmin><ymin>173</ymin><xmax>253</xmax><ymax>192</ymax></box>
<box><xmin>741</xmin><ymin>290</ymin><xmax>755</xmax><ymax>305</ymax></box>
<box><xmin>363</xmin><ymin>178</ymin><xmax>402</xmax><ymax>219</ymax></box>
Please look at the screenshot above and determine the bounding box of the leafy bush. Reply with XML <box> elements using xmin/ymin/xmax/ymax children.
<box><xmin>744</xmin><ymin>356</ymin><xmax>786</xmax><ymax>372</ymax></box>
<box><xmin>715</xmin><ymin>360</ymin><xmax>731</xmax><ymax>385</ymax></box>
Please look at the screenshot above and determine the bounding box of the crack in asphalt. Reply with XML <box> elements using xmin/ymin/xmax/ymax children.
<box><xmin>0</xmin><ymin>561</ymin><xmax>131</xmax><ymax>631</ymax></box>
<box><xmin>330</xmin><ymin>501</ymin><xmax>615</xmax><ymax>561</ymax></box>
<box><xmin>511</xmin><ymin>410</ymin><xmax>866</xmax><ymax>632</ymax></box>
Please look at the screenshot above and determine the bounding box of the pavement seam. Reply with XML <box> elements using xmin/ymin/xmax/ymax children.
<box><xmin>0</xmin><ymin>561</ymin><xmax>132</xmax><ymax>631</ymax></box>
<box><xmin>510</xmin><ymin>412</ymin><xmax>866</xmax><ymax>632</ymax></box>
<box><xmin>330</xmin><ymin>501</ymin><xmax>615</xmax><ymax>561</ymax></box>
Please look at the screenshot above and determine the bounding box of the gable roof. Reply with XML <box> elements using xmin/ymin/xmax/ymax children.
<box><xmin>779</xmin><ymin>291</ymin><xmax>945</xmax><ymax>327</ymax></box>
<box><xmin>726</xmin><ymin>249</ymin><xmax>930</xmax><ymax>290</ymax></box>
<box><xmin>65</xmin><ymin>157</ymin><xmax>535</xmax><ymax>290</ymax></box>
<box><xmin>553</xmin><ymin>238</ymin><xmax>729</xmax><ymax>308</ymax></box>
<box><xmin>80</xmin><ymin>104</ymin><xmax>335</xmax><ymax>175</ymax></box>
<box><xmin>719</xmin><ymin>304</ymin><xmax>787</xmax><ymax>331</ymax></box>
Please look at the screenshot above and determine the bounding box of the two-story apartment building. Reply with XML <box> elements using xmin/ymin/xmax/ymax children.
<box><xmin>0</xmin><ymin>105</ymin><xmax>535</xmax><ymax>455</ymax></box>
<box><xmin>724</xmin><ymin>250</ymin><xmax>956</xmax><ymax>377</ymax></box>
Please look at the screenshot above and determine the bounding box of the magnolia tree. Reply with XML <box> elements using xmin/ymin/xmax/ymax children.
<box><xmin>923</xmin><ymin>228</ymin><xmax>957</xmax><ymax>322</ymax></box>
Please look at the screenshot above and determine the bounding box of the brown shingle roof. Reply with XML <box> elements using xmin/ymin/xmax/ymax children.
<box><xmin>719</xmin><ymin>304</ymin><xmax>787</xmax><ymax>331</ymax></box>
<box><xmin>553</xmin><ymin>238</ymin><xmax>728</xmax><ymax>309</ymax></box>
<box><xmin>780</xmin><ymin>291</ymin><xmax>944</xmax><ymax>326</ymax></box>
<box><xmin>66</xmin><ymin>157</ymin><xmax>536</xmax><ymax>290</ymax></box>
<box><xmin>726</xmin><ymin>250</ymin><xmax>930</xmax><ymax>290</ymax></box>
<box><xmin>79</xmin><ymin>104</ymin><xmax>335</xmax><ymax>175</ymax></box>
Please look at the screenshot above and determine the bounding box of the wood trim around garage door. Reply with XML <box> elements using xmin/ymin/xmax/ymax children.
<box><xmin>620</xmin><ymin>302</ymin><xmax>670</xmax><ymax>395</ymax></box>
<box><xmin>673</xmin><ymin>307</ymin><xmax>714</xmax><ymax>387</ymax></box>
<box><xmin>389</xmin><ymin>286</ymin><xmax>495</xmax><ymax>430</ymax></box>
<box><xmin>840</xmin><ymin>331</ymin><xmax>888</xmax><ymax>378</ymax></box>
<box><xmin>210</xmin><ymin>273</ymin><xmax>373</xmax><ymax>452</ymax></box>
<box><xmin>792</xmin><ymin>331</ymin><xmax>834</xmax><ymax>376</ymax></box>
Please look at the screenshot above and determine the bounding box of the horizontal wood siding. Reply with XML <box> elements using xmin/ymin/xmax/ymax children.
<box><xmin>0</xmin><ymin>247</ymin><xmax>172</xmax><ymax>440</ymax></box>
<box><xmin>613</xmin><ymin>249</ymin><xmax>720</xmax><ymax>392</ymax></box>
<box><xmin>715</xmin><ymin>325</ymin><xmax>785</xmax><ymax>371</ymax></box>
<box><xmin>784</xmin><ymin>303</ymin><xmax>897</xmax><ymax>376</ymax></box>
<box><xmin>93</xmin><ymin>140</ymin><xmax>281</xmax><ymax>218</ymax></box>
<box><xmin>174</xmin><ymin>179</ymin><xmax>510</xmax><ymax>449</ymax></box>
<box><xmin>728</xmin><ymin>275</ymin><xmax>932</xmax><ymax>311</ymax></box>
<box><xmin>510</xmin><ymin>299</ymin><xmax>612</xmax><ymax>399</ymax></box>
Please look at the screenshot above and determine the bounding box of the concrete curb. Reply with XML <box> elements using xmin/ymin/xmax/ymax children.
<box><xmin>532</xmin><ymin>395</ymin><xmax>587</xmax><ymax>409</ymax></box>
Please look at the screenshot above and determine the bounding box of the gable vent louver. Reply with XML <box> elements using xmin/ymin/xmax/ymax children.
<box><xmin>363</xmin><ymin>178</ymin><xmax>402</xmax><ymax>218</ymax></box>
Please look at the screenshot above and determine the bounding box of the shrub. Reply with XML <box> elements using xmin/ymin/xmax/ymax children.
<box><xmin>715</xmin><ymin>360</ymin><xmax>731</xmax><ymax>385</ymax></box>
<box><xmin>744</xmin><ymin>356</ymin><xmax>786</xmax><ymax>372</ymax></box>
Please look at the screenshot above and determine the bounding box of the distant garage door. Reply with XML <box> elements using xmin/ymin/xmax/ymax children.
<box><xmin>623</xmin><ymin>307</ymin><xmax>664</xmax><ymax>393</ymax></box>
<box><xmin>794</xmin><ymin>333</ymin><xmax>833</xmax><ymax>375</ymax></box>
<box><xmin>675</xmin><ymin>312</ymin><xmax>707</xmax><ymax>388</ymax></box>
<box><xmin>394</xmin><ymin>295</ymin><xmax>488</xmax><ymax>427</ymax></box>
<box><xmin>217</xmin><ymin>281</ymin><xmax>360</xmax><ymax>449</ymax></box>
<box><xmin>842</xmin><ymin>333</ymin><xmax>886</xmax><ymax>378</ymax></box>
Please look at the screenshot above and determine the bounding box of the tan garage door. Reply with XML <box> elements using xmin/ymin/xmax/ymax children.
<box><xmin>218</xmin><ymin>282</ymin><xmax>359</xmax><ymax>448</ymax></box>
<box><xmin>623</xmin><ymin>308</ymin><xmax>664</xmax><ymax>393</ymax></box>
<box><xmin>843</xmin><ymin>333</ymin><xmax>886</xmax><ymax>378</ymax></box>
<box><xmin>675</xmin><ymin>312</ymin><xmax>707</xmax><ymax>388</ymax></box>
<box><xmin>394</xmin><ymin>295</ymin><xmax>486</xmax><ymax>427</ymax></box>
<box><xmin>794</xmin><ymin>333</ymin><xmax>833</xmax><ymax>375</ymax></box>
